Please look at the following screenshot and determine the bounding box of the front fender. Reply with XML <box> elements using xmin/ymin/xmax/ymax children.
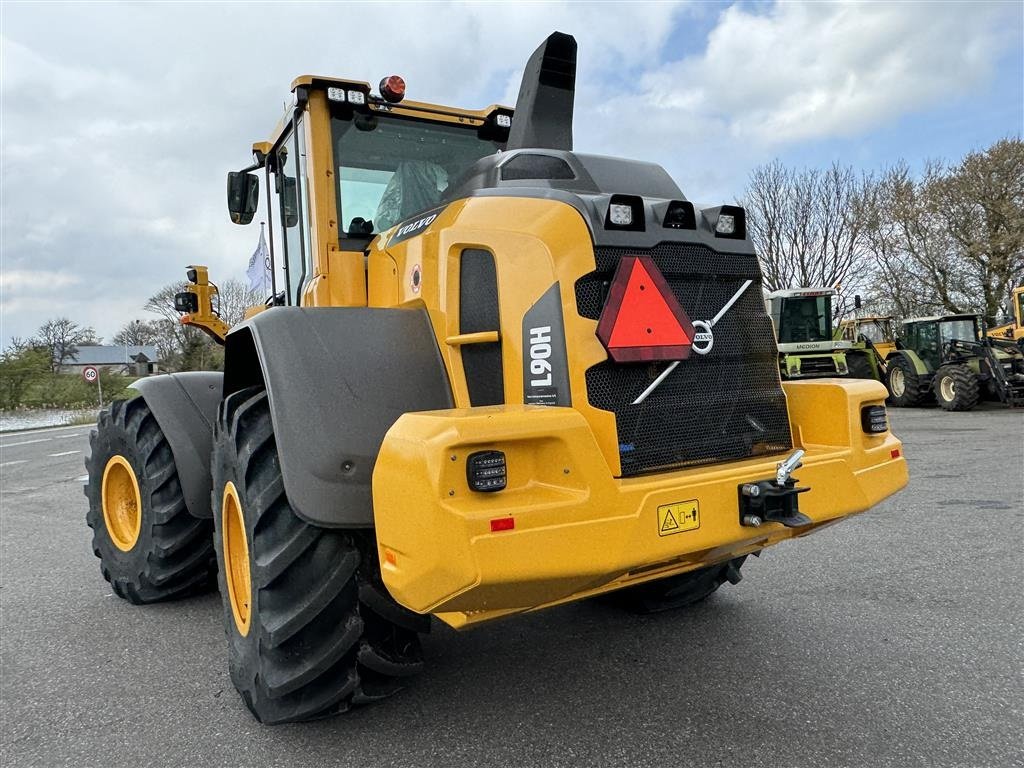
<box><xmin>130</xmin><ymin>372</ymin><xmax>222</xmax><ymax>519</ymax></box>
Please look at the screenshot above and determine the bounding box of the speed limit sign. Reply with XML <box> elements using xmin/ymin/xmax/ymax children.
<box><xmin>82</xmin><ymin>366</ymin><xmax>99</xmax><ymax>383</ymax></box>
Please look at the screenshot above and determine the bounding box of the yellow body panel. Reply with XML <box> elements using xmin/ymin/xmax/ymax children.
<box><xmin>373</xmin><ymin>379</ymin><xmax>906</xmax><ymax>628</ymax></box>
<box><xmin>368</xmin><ymin>196</ymin><xmax>622</xmax><ymax>473</ymax></box>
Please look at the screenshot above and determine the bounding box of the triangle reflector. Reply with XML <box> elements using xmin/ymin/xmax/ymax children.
<box><xmin>596</xmin><ymin>256</ymin><xmax>696</xmax><ymax>363</ymax></box>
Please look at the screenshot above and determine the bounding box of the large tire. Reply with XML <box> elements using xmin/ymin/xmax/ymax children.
<box><xmin>886</xmin><ymin>353</ymin><xmax>928</xmax><ymax>407</ymax></box>
<box><xmin>606</xmin><ymin>556</ymin><xmax>747</xmax><ymax>614</ymax></box>
<box><xmin>933</xmin><ymin>364</ymin><xmax>980</xmax><ymax>411</ymax></box>
<box><xmin>84</xmin><ymin>397</ymin><xmax>217</xmax><ymax>604</ymax></box>
<box><xmin>846</xmin><ymin>352</ymin><xmax>876</xmax><ymax>380</ymax></box>
<box><xmin>212</xmin><ymin>387</ymin><xmax>428</xmax><ymax>724</ymax></box>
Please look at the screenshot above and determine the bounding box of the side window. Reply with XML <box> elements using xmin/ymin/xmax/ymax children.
<box><xmin>273</xmin><ymin>121</ymin><xmax>312</xmax><ymax>305</ymax></box>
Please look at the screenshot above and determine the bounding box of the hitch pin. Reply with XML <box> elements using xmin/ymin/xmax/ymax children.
<box><xmin>775</xmin><ymin>449</ymin><xmax>805</xmax><ymax>487</ymax></box>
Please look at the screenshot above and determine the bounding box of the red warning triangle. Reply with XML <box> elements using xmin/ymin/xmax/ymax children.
<box><xmin>596</xmin><ymin>256</ymin><xmax>696</xmax><ymax>363</ymax></box>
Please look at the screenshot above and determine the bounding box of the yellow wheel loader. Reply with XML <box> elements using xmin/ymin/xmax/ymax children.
<box><xmin>85</xmin><ymin>33</ymin><xmax>907</xmax><ymax>724</ymax></box>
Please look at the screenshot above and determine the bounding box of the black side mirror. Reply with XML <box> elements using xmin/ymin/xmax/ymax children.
<box><xmin>227</xmin><ymin>171</ymin><xmax>259</xmax><ymax>225</ymax></box>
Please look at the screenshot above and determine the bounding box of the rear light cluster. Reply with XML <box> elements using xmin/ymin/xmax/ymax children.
<box><xmin>467</xmin><ymin>450</ymin><xmax>507</xmax><ymax>492</ymax></box>
<box><xmin>861</xmin><ymin>405</ymin><xmax>888</xmax><ymax>434</ymax></box>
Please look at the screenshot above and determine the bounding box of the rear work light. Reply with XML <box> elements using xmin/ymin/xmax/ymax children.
<box><xmin>705</xmin><ymin>205</ymin><xmax>746</xmax><ymax>239</ymax></box>
<box><xmin>604</xmin><ymin>194</ymin><xmax>645</xmax><ymax>232</ymax></box>
<box><xmin>467</xmin><ymin>450</ymin><xmax>507</xmax><ymax>492</ymax></box>
<box><xmin>861</xmin><ymin>405</ymin><xmax>888</xmax><ymax>434</ymax></box>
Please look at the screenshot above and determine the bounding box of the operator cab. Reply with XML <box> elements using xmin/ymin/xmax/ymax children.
<box><xmin>767</xmin><ymin>288</ymin><xmax>836</xmax><ymax>346</ymax></box>
<box><xmin>900</xmin><ymin>315</ymin><xmax>980</xmax><ymax>370</ymax></box>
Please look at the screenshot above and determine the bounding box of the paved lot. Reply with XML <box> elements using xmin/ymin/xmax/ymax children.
<box><xmin>1</xmin><ymin>407</ymin><xmax>1022</xmax><ymax>767</ymax></box>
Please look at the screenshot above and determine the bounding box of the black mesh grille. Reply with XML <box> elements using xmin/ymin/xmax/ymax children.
<box><xmin>796</xmin><ymin>357</ymin><xmax>839</xmax><ymax>375</ymax></box>
<box><xmin>576</xmin><ymin>242</ymin><xmax>792</xmax><ymax>477</ymax></box>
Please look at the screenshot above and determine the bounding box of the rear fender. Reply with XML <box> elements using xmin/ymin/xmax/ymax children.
<box><xmin>222</xmin><ymin>307</ymin><xmax>454</xmax><ymax>528</ymax></box>
<box><xmin>130</xmin><ymin>372</ymin><xmax>223</xmax><ymax>519</ymax></box>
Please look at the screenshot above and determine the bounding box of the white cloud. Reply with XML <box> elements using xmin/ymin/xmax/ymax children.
<box><xmin>0</xmin><ymin>0</ymin><xmax>1019</xmax><ymax>349</ymax></box>
<box><xmin>630</xmin><ymin>1</ymin><xmax>1018</xmax><ymax>145</ymax></box>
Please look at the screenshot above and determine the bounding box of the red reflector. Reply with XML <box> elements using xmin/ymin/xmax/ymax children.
<box><xmin>596</xmin><ymin>255</ymin><xmax>696</xmax><ymax>363</ymax></box>
<box><xmin>890</xmin><ymin>448</ymin><xmax>901</xmax><ymax>459</ymax></box>
<box><xmin>490</xmin><ymin>517</ymin><xmax>515</xmax><ymax>532</ymax></box>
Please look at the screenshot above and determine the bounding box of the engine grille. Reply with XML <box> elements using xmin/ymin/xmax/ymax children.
<box><xmin>796</xmin><ymin>356</ymin><xmax>839</xmax><ymax>376</ymax></box>
<box><xmin>576</xmin><ymin>242</ymin><xmax>792</xmax><ymax>477</ymax></box>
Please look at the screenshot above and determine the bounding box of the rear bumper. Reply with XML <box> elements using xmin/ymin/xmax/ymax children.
<box><xmin>372</xmin><ymin>379</ymin><xmax>906</xmax><ymax>627</ymax></box>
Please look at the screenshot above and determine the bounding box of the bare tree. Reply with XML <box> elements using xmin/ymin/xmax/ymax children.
<box><xmin>113</xmin><ymin>319</ymin><xmax>163</xmax><ymax>347</ymax></box>
<box><xmin>860</xmin><ymin>139</ymin><xmax>1024</xmax><ymax>324</ymax></box>
<box><xmin>215</xmin><ymin>279</ymin><xmax>263</xmax><ymax>327</ymax></box>
<box><xmin>929</xmin><ymin>137</ymin><xmax>1024</xmax><ymax>324</ymax></box>
<box><xmin>36</xmin><ymin>317</ymin><xmax>100</xmax><ymax>372</ymax></box>
<box><xmin>742</xmin><ymin>160</ymin><xmax>872</xmax><ymax>317</ymax></box>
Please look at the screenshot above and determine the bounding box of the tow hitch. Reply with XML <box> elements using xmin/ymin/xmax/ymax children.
<box><xmin>738</xmin><ymin>449</ymin><xmax>811</xmax><ymax>528</ymax></box>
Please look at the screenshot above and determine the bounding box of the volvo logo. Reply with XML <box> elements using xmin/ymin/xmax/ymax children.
<box><xmin>632</xmin><ymin>279</ymin><xmax>754</xmax><ymax>404</ymax></box>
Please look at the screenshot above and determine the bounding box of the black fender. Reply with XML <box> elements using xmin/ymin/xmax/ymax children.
<box><xmin>130</xmin><ymin>371</ymin><xmax>223</xmax><ymax>519</ymax></box>
<box><xmin>222</xmin><ymin>307</ymin><xmax>454</xmax><ymax>528</ymax></box>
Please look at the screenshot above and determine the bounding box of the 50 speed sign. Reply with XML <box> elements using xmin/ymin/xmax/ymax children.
<box><xmin>82</xmin><ymin>366</ymin><xmax>99</xmax><ymax>383</ymax></box>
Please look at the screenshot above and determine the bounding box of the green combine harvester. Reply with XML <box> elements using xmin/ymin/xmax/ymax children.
<box><xmin>766</xmin><ymin>288</ymin><xmax>883</xmax><ymax>381</ymax></box>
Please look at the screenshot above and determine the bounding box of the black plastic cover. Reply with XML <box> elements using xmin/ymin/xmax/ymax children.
<box><xmin>223</xmin><ymin>307</ymin><xmax>454</xmax><ymax>528</ymax></box>
<box><xmin>506</xmin><ymin>32</ymin><xmax>576</xmax><ymax>151</ymax></box>
<box><xmin>131</xmin><ymin>372</ymin><xmax>223</xmax><ymax>519</ymax></box>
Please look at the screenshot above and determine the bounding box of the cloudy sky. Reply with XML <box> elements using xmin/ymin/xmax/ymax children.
<box><xmin>2</xmin><ymin>0</ymin><xmax>1021</xmax><ymax>348</ymax></box>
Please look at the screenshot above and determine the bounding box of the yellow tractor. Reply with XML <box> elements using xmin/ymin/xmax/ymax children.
<box><xmin>838</xmin><ymin>314</ymin><xmax>897</xmax><ymax>360</ymax></box>
<box><xmin>987</xmin><ymin>285</ymin><xmax>1024</xmax><ymax>350</ymax></box>
<box><xmin>84</xmin><ymin>33</ymin><xmax>907</xmax><ymax>724</ymax></box>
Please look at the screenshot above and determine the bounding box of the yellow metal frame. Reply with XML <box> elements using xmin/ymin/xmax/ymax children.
<box><xmin>179</xmin><ymin>265</ymin><xmax>230</xmax><ymax>343</ymax></box>
<box><xmin>374</xmin><ymin>379</ymin><xmax>907</xmax><ymax>628</ymax></box>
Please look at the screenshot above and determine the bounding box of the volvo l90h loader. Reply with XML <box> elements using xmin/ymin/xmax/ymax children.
<box><xmin>85</xmin><ymin>33</ymin><xmax>908</xmax><ymax>724</ymax></box>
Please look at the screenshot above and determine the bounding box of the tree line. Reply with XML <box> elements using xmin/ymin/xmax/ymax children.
<box><xmin>742</xmin><ymin>137</ymin><xmax>1023</xmax><ymax>325</ymax></box>
<box><xmin>1</xmin><ymin>279</ymin><xmax>261</xmax><ymax>409</ymax></box>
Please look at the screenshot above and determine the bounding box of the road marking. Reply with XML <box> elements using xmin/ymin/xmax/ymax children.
<box><xmin>0</xmin><ymin>423</ymin><xmax>92</xmax><ymax>437</ymax></box>
<box><xmin>76</xmin><ymin>475</ymin><xmax>89</xmax><ymax>482</ymax></box>
<box><xmin>0</xmin><ymin>460</ymin><xmax>29</xmax><ymax>467</ymax></box>
<box><xmin>48</xmin><ymin>450</ymin><xmax>81</xmax><ymax>457</ymax></box>
<box><xmin>53</xmin><ymin>433</ymin><xmax>85</xmax><ymax>440</ymax></box>
<box><xmin>0</xmin><ymin>438</ymin><xmax>52</xmax><ymax>448</ymax></box>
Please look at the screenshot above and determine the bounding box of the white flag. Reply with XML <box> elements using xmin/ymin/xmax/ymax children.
<box><xmin>246</xmin><ymin>224</ymin><xmax>271</xmax><ymax>293</ymax></box>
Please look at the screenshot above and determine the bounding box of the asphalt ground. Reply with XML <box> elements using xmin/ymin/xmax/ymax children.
<box><xmin>1</xmin><ymin>407</ymin><xmax>1022</xmax><ymax>768</ymax></box>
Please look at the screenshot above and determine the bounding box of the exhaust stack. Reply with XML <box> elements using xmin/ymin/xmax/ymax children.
<box><xmin>506</xmin><ymin>31</ymin><xmax>577</xmax><ymax>151</ymax></box>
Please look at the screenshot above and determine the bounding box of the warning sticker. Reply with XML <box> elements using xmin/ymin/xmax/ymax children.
<box><xmin>657</xmin><ymin>500</ymin><xmax>700</xmax><ymax>537</ymax></box>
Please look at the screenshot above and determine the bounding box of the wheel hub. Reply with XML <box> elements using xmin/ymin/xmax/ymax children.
<box><xmin>891</xmin><ymin>368</ymin><xmax>905</xmax><ymax>397</ymax></box>
<box><xmin>941</xmin><ymin>376</ymin><xmax>956</xmax><ymax>401</ymax></box>
<box><xmin>101</xmin><ymin>455</ymin><xmax>142</xmax><ymax>552</ymax></box>
<box><xmin>222</xmin><ymin>482</ymin><xmax>252</xmax><ymax>636</ymax></box>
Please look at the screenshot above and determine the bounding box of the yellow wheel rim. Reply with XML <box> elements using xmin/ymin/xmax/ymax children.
<box><xmin>222</xmin><ymin>482</ymin><xmax>252</xmax><ymax>636</ymax></box>
<box><xmin>101</xmin><ymin>455</ymin><xmax>142</xmax><ymax>552</ymax></box>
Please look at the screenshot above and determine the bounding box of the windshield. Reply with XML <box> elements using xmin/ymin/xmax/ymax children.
<box><xmin>331</xmin><ymin>113</ymin><xmax>502</xmax><ymax>237</ymax></box>
<box><xmin>858</xmin><ymin>320</ymin><xmax>891</xmax><ymax>343</ymax></box>
<box><xmin>777</xmin><ymin>295</ymin><xmax>832</xmax><ymax>343</ymax></box>
<box><xmin>1017</xmin><ymin>291</ymin><xmax>1024</xmax><ymax>323</ymax></box>
<box><xmin>939</xmin><ymin>319</ymin><xmax>977</xmax><ymax>344</ymax></box>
